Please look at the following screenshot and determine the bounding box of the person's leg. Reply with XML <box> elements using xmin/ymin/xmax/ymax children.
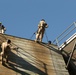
<box><xmin>1</xmin><ymin>29</ymin><xmax>4</xmax><ymax>34</ymax></box>
<box><xmin>35</xmin><ymin>33</ymin><xmax>39</xmax><ymax>42</ymax></box>
<box><xmin>0</xmin><ymin>30</ymin><xmax>2</xmax><ymax>33</ymax></box>
<box><xmin>6</xmin><ymin>54</ymin><xmax>8</xmax><ymax>63</ymax></box>
<box><xmin>1</xmin><ymin>54</ymin><xmax>3</xmax><ymax>64</ymax></box>
<box><xmin>39</xmin><ymin>30</ymin><xmax>44</xmax><ymax>42</ymax></box>
<box><xmin>6</xmin><ymin>50</ymin><xmax>10</xmax><ymax>63</ymax></box>
<box><xmin>35</xmin><ymin>29</ymin><xmax>41</xmax><ymax>42</ymax></box>
<box><xmin>1</xmin><ymin>53</ymin><xmax>5</xmax><ymax>65</ymax></box>
<box><xmin>39</xmin><ymin>33</ymin><xmax>42</xmax><ymax>42</ymax></box>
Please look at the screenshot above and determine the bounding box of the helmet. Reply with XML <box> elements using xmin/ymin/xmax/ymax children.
<box><xmin>41</xmin><ymin>19</ymin><xmax>45</xmax><ymax>21</ymax></box>
<box><xmin>7</xmin><ymin>39</ymin><xmax>11</xmax><ymax>44</ymax></box>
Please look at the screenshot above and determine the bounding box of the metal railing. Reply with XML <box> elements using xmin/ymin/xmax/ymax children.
<box><xmin>53</xmin><ymin>22</ymin><xmax>76</xmax><ymax>48</ymax></box>
<box><xmin>59</xmin><ymin>33</ymin><xmax>76</xmax><ymax>50</ymax></box>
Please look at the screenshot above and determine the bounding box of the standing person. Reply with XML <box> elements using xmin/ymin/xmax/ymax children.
<box><xmin>0</xmin><ymin>22</ymin><xmax>2</xmax><ymax>33</ymax></box>
<box><xmin>35</xmin><ymin>19</ymin><xmax>48</xmax><ymax>42</ymax></box>
<box><xmin>1</xmin><ymin>25</ymin><xmax>6</xmax><ymax>34</ymax></box>
<box><xmin>0</xmin><ymin>22</ymin><xmax>6</xmax><ymax>34</ymax></box>
<box><xmin>1</xmin><ymin>40</ymin><xmax>11</xmax><ymax>64</ymax></box>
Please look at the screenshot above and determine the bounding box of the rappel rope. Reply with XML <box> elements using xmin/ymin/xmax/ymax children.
<box><xmin>30</xmin><ymin>29</ymin><xmax>38</xmax><ymax>40</ymax></box>
<box><xmin>30</xmin><ymin>29</ymin><xmax>49</xmax><ymax>43</ymax></box>
<box><xmin>45</xmin><ymin>30</ymin><xmax>51</xmax><ymax>44</ymax></box>
<box><xmin>30</xmin><ymin>32</ymin><xmax>35</xmax><ymax>40</ymax></box>
<box><xmin>45</xmin><ymin>30</ymin><xmax>49</xmax><ymax>42</ymax></box>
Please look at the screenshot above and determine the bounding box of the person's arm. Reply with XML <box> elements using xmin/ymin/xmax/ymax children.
<box><xmin>45</xmin><ymin>23</ymin><xmax>48</xmax><ymax>28</ymax></box>
<box><xmin>45</xmin><ymin>24</ymin><xmax>48</xmax><ymax>28</ymax></box>
<box><xmin>4</xmin><ymin>28</ymin><xmax>6</xmax><ymax>31</ymax></box>
<box><xmin>38</xmin><ymin>23</ymin><xmax>41</xmax><ymax>28</ymax></box>
<box><xmin>10</xmin><ymin>44</ymin><xmax>19</xmax><ymax>50</ymax></box>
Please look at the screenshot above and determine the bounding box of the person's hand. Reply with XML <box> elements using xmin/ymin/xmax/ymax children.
<box><xmin>1</xmin><ymin>52</ymin><xmax>4</xmax><ymax>55</ymax></box>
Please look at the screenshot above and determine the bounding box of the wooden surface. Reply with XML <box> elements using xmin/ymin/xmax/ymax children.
<box><xmin>0</xmin><ymin>34</ymin><xmax>69</xmax><ymax>75</ymax></box>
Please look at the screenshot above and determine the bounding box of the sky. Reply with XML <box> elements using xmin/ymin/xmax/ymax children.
<box><xmin>0</xmin><ymin>0</ymin><xmax>76</xmax><ymax>44</ymax></box>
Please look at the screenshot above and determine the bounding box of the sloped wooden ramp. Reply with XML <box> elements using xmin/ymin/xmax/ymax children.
<box><xmin>0</xmin><ymin>34</ymin><xmax>69</xmax><ymax>75</ymax></box>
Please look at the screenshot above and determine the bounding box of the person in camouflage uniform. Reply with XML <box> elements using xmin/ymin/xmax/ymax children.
<box><xmin>35</xmin><ymin>19</ymin><xmax>48</xmax><ymax>42</ymax></box>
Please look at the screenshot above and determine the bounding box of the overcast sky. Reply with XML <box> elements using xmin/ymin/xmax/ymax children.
<box><xmin>0</xmin><ymin>0</ymin><xmax>76</xmax><ymax>43</ymax></box>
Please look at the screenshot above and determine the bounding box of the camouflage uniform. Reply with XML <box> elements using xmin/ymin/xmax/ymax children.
<box><xmin>0</xmin><ymin>22</ymin><xmax>6</xmax><ymax>34</ymax></box>
<box><xmin>1</xmin><ymin>40</ymin><xmax>11</xmax><ymax>64</ymax></box>
<box><xmin>35</xmin><ymin>19</ymin><xmax>48</xmax><ymax>42</ymax></box>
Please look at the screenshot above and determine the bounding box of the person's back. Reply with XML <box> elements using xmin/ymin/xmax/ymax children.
<box><xmin>35</xmin><ymin>19</ymin><xmax>48</xmax><ymax>42</ymax></box>
<box><xmin>38</xmin><ymin>20</ymin><xmax>48</xmax><ymax>33</ymax></box>
<box><xmin>1</xmin><ymin>42</ymin><xmax>11</xmax><ymax>53</ymax></box>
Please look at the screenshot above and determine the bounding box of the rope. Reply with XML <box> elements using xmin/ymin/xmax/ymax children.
<box><xmin>30</xmin><ymin>33</ymin><xmax>35</xmax><ymax>39</ymax></box>
<box><xmin>45</xmin><ymin>30</ymin><xmax>49</xmax><ymax>42</ymax></box>
<box><xmin>30</xmin><ymin>29</ymin><xmax>38</xmax><ymax>40</ymax></box>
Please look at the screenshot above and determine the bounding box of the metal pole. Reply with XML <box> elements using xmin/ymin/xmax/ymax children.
<box><xmin>30</xmin><ymin>32</ymin><xmax>35</xmax><ymax>39</ymax></box>
<box><xmin>66</xmin><ymin>41</ymin><xmax>76</xmax><ymax>69</ymax></box>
